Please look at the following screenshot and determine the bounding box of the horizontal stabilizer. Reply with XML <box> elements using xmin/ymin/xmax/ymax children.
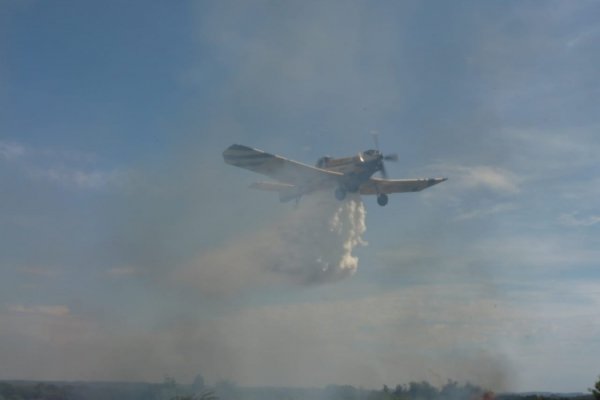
<box><xmin>249</xmin><ymin>181</ymin><xmax>299</xmax><ymax>202</ymax></box>
<box><xmin>249</xmin><ymin>181</ymin><xmax>296</xmax><ymax>192</ymax></box>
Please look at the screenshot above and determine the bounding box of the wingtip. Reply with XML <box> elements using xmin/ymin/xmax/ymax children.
<box><xmin>224</xmin><ymin>143</ymin><xmax>240</xmax><ymax>152</ymax></box>
<box><xmin>224</xmin><ymin>143</ymin><xmax>257</xmax><ymax>154</ymax></box>
<box><xmin>223</xmin><ymin>144</ymin><xmax>248</xmax><ymax>157</ymax></box>
<box><xmin>426</xmin><ymin>177</ymin><xmax>447</xmax><ymax>187</ymax></box>
<box><xmin>428</xmin><ymin>177</ymin><xmax>447</xmax><ymax>183</ymax></box>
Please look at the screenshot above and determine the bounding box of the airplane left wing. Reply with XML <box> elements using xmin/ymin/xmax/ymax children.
<box><xmin>223</xmin><ymin>144</ymin><xmax>343</xmax><ymax>187</ymax></box>
<box><xmin>359</xmin><ymin>177</ymin><xmax>447</xmax><ymax>195</ymax></box>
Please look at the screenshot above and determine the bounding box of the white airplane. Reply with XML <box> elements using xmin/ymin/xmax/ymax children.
<box><xmin>223</xmin><ymin>143</ymin><xmax>447</xmax><ymax>206</ymax></box>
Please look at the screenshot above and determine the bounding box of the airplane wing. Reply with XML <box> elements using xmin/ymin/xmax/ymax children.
<box><xmin>223</xmin><ymin>144</ymin><xmax>342</xmax><ymax>187</ymax></box>
<box><xmin>359</xmin><ymin>177</ymin><xmax>447</xmax><ymax>195</ymax></box>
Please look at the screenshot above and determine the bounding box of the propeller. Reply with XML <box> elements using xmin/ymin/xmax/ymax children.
<box><xmin>370</xmin><ymin>130</ymin><xmax>398</xmax><ymax>179</ymax></box>
<box><xmin>379</xmin><ymin>160</ymin><xmax>389</xmax><ymax>179</ymax></box>
<box><xmin>371</xmin><ymin>130</ymin><xmax>380</xmax><ymax>152</ymax></box>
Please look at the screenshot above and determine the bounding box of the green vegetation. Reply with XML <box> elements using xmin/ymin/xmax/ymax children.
<box><xmin>0</xmin><ymin>382</ymin><xmax>71</xmax><ymax>400</ymax></box>
<box><xmin>591</xmin><ymin>376</ymin><xmax>600</xmax><ymax>400</ymax></box>
<box><xmin>362</xmin><ymin>381</ymin><xmax>489</xmax><ymax>400</ymax></box>
<box><xmin>170</xmin><ymin>391</ymin><xmax>218</xmax><ymax>400</ymax></box>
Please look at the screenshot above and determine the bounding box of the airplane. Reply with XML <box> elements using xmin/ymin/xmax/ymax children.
<box><xmin>223</xmin><ymin>142</ymin><xmax>447</xmax><ymax>206</ymax></box>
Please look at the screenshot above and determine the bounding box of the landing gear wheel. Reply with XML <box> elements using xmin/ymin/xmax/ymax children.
<box><xmin>335</xmin><ymin>187</ymin><xmax>347</xmax><ymax>201</ymax></box>
<box><xmin>377</xmin><ymin>193</ymin><xmax>388</xmax><ymax>206</ymax></box>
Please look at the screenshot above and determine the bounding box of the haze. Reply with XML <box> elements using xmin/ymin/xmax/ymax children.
<box><xmin>1</xmin><ymin>0</ymin><xmax>599</xmax><ymax>393</ymax></box>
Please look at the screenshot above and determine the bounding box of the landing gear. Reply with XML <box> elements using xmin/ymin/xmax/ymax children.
<box><xmin>335</xmin><ymin>187</ymin><xmax>347</xmax><ymax>201</ymax></box>
<box><xmin>377</xmin><ymin>193</ymin><xmax>388</xmax><ymax>206</ymax></box>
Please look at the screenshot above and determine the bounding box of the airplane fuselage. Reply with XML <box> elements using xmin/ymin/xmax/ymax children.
<box><xmin>316</xmin><ymin>149</ymin><xmax>383</xmax><ymax>192</ymax></box>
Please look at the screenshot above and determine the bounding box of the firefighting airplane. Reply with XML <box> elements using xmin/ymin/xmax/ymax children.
<box><xmin>223</xmin><ymin>143</ymin><xmax>447</xmax><ymax>206</ymax></box>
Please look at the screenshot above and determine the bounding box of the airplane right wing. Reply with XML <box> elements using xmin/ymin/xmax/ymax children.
<box><xmin>359</xmin><ymin>177</ymin><xmax>447</xmax><ymax>195</ymax></box>
<box><xmin>223</xmin><ymin>144</ymin><xmax>343</xmax><ymax>188</ymax></box>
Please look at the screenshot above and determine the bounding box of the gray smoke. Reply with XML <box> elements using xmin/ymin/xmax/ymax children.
<box><xmin>173</xmin><ymin>190</ymin><xmax>366</xmax><ymax>295</ymax></box>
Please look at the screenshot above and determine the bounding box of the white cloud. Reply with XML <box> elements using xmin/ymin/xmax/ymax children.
<box><xmin>428</xmin><ymin>164</ymin><xmax>520</xmax><ymax>194</ymax></box>
<box><xmin>558</xmin><ymin>212</ymin><xmax>600</xmax><ymax>226</ymax></box>
<box><xmin>28</xmin><ymin>166</ymin><xmax>127</xmax><ymax>190</ymax></box>
<box><xmin>460</xmin><ymin>166</ymin><xmax>520</xmax><ymax>193</ymax></box>
<box><xmin>558</xmin><ymin>212</ymin><xmax>600</xmax><ymax>227</ymax></box>
<box><xmin>378</xmin><ymin>230</ymin><xmax>600</xmax><ymax>288</ymax></box>
<box><xmin>566</xmin><ymin>25</ymin><xmax>600</xmax><ymax>48</ymax></box>
<box><xmin>503</xmin><ymin>127</ymin><xmax>600</xmax><ymax>176</ymax></box>
<box><xmin>0</xmin><ymin>141</ymin><xmax>25</xmax><ymax>160</ymax></box>
<box><xmin>0</xmin><ymin>139</ymin><xmax>128</xmax><ymax>190</ymax></box>
<box><xmin>454</xmin><ymin>203</ymin><xmax>518</xmax><ymax>221</ymax></box>
<box><xmin>469</xmin><ymin>234</ymin><xmax>600</xmax><ymax>273</ymax></box>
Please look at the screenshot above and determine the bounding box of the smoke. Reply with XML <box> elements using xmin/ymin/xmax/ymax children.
<box><xmin>173</xmin><ymin>190</ymin><xmax>366</xmax><ymax>295</ymax></box>
<box><xmin>271</xmin><ymin>191</ymin><xmax>366</xmax><ymax>283</ymax></box>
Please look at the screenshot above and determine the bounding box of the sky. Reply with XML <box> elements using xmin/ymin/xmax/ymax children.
<box><xmin>1</xmin><ymin>0</ymin><xmax>600</xmax><ymax>393</ymax></box>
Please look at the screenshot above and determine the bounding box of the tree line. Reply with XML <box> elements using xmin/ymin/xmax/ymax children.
<box><xmin>0</xmin><ymin>375</ymin><xmax>598</xmax><ymax>400</ymax></box>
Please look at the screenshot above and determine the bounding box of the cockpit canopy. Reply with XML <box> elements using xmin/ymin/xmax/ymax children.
<box><xmin>357</xmin><ymin>149</ymin><xmax>379</xmax><ymax>163</ymax></box>
<box><xmin>362</xmin><ymin>149</ymin><xmax>379</xmax><ymax>157</ymax></box>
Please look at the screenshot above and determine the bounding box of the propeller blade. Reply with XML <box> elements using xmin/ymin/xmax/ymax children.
<box><xmin>371</xmin><ymin>130</ymin><xmax>380</xmax><ymax>151</ymax></box>
<box><xmin>384</xmin><ymin>153</ymin><xmax>398</xmax><ymax>162</ymax></box>
<box><xmin>380</xmin><ymin>162</ymin><xmax>388</xmax><ymax>179</ymax></box>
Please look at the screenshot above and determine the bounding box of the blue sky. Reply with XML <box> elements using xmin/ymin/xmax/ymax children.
<box><xmin>1</xmin><ymin>0</ymin><xmax>600</xmax><ymax>393</ymax></box>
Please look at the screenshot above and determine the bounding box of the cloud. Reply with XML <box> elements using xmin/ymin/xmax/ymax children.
<box><xmin>17</xmin><ymin>266</ymin><xmax>61</xmax><ymax>277</ymax></box>
<box><xmin>0</xmin><ymin>141</ymin><xmax>25</xmax><ymax>160</ymax></box>
<box><xmin>456</xmin><ymin>166</ymin><xmax>519</xmax><ymax>194</ymax></box>
<box><xmin>558</xmin><ymin>212</ymin><xmax>600</xmax><ymax>227</ymax></box>
<box><xmin>8</xmin><ymin>304</ymin><xmax>70</xmax><ymax>317</ymax></box>
<box><xmin>566</xmin><ymin>25</ymin><xmax>600</xmax><ymax>48</ymax></box>
<box><xmin>504</xmin><ymin>128</ymin><xmax>600</xmax><ymax>174</ymax></box>
<box><xmin>0</xmin><ymin>139</ymin><xmax>127</xmax><ymax>190</ymax></box>
<box><xmin>106</xmin><ymin>266</ymin><xmax>138</xmax><ymax>277</ymax></box>
<box><xmin>28</xmin><ymin>166</ymin><xmax>127</xmax><ymax>190</ymax></box>
<box><xmin>376</xmin><ymin>228</ymin><xmax>600</xmax><ymax>293</ymax></box>
<box><xmin>453</xmin><ymin>203</ymin><xmax>518</xmax><ymax>222</ymax></box>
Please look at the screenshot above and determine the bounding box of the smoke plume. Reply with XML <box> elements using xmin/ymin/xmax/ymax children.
<box><xmin>175</xmin><ymin>190</ymin><xmax>367</xmax><ymax>295</ymax></box>
<box><xmin>271</xmin><ymin>191</ymin><xmax>367</xmax><ymax>283</ymax></box>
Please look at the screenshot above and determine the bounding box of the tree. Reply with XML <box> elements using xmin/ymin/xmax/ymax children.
<box><xmin>407</xmin><ymin>381</ymin><xmax>438</xmax><ymax>400</ymax></box>
<box><xmin>214</xmin><ymin>380</ymin><xmax>239</xmax><ymax>400</ymax></box>
<box><xmin>325</xmin><ymin>385</ymin><xmax>359</xmax><ymax>400</ymax></box>
<box><xmin>161</xmin><ymin>376</ymin><xmax>180</xmax><ymax>400</ymax></box>
<box><xmin>440</xmin><ymin>380</ymin><xmax>484</xmax><ymax>400</ymax></box>
<box><xmin>591</xmin><ymin>375</ymin><xmax>600</xmax><ymax>400</ymax></box>
<box><xmin>171</xmin><ymin>391</ymin><xmax>218</xmax><ymax>400</ymax></box>
<box><xmin>192</xmin><ymin>374</ymin><xmax>206</xmax><ymax>393</ymax></box>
